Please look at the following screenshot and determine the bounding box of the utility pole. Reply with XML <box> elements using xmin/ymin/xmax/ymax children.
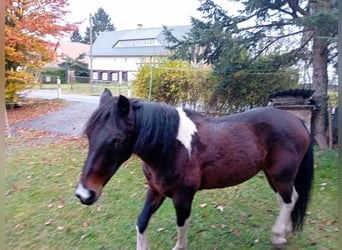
<box><xmin>148</xmin><ymin>65</ymin><xmax>155</xmax><ymax>101</ymax></box>
<box><xmin>89</xmin><ymin>13</ymin><xmax>93</xmax><ymax>86</ymax></box>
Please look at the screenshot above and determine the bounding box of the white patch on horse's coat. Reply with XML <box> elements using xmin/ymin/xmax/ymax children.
<box><xmin>172</xmin><ymin>218</ymin><xmax>190</xmax><ymax>250</ymax></box>
<box><xmin>75</xmin><ymin>183</ymin><xmax>91</xmax><ymax>200</ymax></box>
<box><xmin>176</xmin><ymin>108</ymin><xmax>197</xmax><ymax>159</ymax></box>
<box><xmin>272</xmin><ymin>186</ymin><xmax>299</xmax><ymax>246</ymax></box>
<box><xmin>136</xmin><ymin>225</ymin><xmax>149</xmax><ymax>250</ymax></box>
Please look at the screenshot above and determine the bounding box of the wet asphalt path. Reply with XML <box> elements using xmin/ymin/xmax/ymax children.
<box><xmin>14</xmin><ymin>90</ymin><xmax>100</xmax><ymax>135</ymax></box>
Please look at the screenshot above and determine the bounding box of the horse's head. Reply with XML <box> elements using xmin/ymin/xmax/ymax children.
<box><xmin>75</xmin><ymin>89</ymin><xmax>135</xmax><ymax>205</ymax></box>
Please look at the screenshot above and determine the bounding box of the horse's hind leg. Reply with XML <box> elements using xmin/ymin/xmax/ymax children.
<box><xmin>265</xmin><ymin>166</ymin><xmax>299</xmax><ymax>247</ymax></box>
<box><xmin>136</xmin><ymin>187</ymin><xmax>165</xmax><ymax>250</ymax></box>
<box><xmin>272</xmin><ymin>186</ymin><xmax>298</xmax><ymax>246</ymax></box>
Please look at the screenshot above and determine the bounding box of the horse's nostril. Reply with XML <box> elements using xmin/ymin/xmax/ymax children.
<box><xmin>75</xmin><ymin>192</ymin><xmax>82</xmax><ymax>200</ymax></box>
<box><xmin>75</xmin><ymin>184</ymin><xmax>97</xmax><ymax>205</ymax></box>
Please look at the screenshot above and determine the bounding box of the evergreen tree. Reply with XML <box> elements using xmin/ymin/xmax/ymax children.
<box><xmin>83</xmin><ymin>7</ymin><xmax>116</xmax><ymax>44</ymax></box>
<box><xmin>70</xmin><ymin>30</ymin><xmax>83</xmax><ymax>43</ymax></box>
<box><xmin>165</xmin><ymin>0</ymin><xmax>337</xmax><ymax>149</ymax></box>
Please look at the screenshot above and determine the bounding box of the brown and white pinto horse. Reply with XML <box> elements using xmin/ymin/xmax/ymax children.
<box><xmin>75</xmin><ymin>88</ymin><xmax>314</xmax><ymax>249</ymax></box>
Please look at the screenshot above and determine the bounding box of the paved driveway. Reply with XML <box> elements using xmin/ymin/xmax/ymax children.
<box><xmin>14</xmin><ymin>90</ymin><xmax>100</xmax><ymax>135</ymax></box>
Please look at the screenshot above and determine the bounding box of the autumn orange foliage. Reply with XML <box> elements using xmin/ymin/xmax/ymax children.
<box><xmin>5</xmin><ymin>0</ymin><xmax>78</xmax><ymax>102</ymax></box>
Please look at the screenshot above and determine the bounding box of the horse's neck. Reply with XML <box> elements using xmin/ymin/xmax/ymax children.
<box><xmin>133</xmin><ymin>102</ymin><xmax>179</xmax><ymax>165</ymax></box>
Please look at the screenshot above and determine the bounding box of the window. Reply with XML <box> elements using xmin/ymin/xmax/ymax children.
<box><xmin>115</xmin><ymin>39</ymin><xmax>156</xmax><ymax>47</ymax></box>
<box><xmin>112</xmin><ymin>72</ymin><xmax>118</xmax><ymax>81</ymax></box>
<box><xmin>92</xmin><ymin>72</ymin><xmax>98</xmax><ymax>80</ymax></box>
<box><xmin>102</xmin><ymin>72</ymin><xmax>108</xmax><ymax>81</ymax></box>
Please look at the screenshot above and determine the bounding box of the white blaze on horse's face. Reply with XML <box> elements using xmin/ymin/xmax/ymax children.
<box><xmin>176</xmin><ymin>108</ymin><xmax>197</xmax><ymax>158</ymax></box>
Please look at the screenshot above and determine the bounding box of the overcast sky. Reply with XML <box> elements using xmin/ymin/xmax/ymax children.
<box><xmin>65</xmin><ymin>0</ymin><xmax>241</xmax><ymax>33</ymax></box>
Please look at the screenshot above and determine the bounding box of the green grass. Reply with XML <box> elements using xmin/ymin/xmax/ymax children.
<box><xmin>5</xmin><ymin>136</ymin><xmax>338</xmax><ymax>250</ymax></box>
<box><xmin>36</xmin><ymin>83</ymin><xmax>130</xmax><ymax>96</ymax></box>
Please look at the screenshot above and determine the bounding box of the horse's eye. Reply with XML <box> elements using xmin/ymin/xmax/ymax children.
<box><xmin>112</xmin><ymin>137</ymin><xmax>123</xmax><ymax>145</ymax></box>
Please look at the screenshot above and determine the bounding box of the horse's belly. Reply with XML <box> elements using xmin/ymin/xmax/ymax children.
<box><xmin>199</xmin><ymin>164</ymin><xmax>262</xmax><ymax>189</ymax></box>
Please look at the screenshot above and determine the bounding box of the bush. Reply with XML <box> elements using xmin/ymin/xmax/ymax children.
<box><xmin>133</xmin><ymin>60</ymin><xmax>215</xmax><ymax>106</ymax></box>
<box><xmin>5</xmin><ymin>71</ymin><xmax>35</xmax><ymax>104</ymax></box>
<box><xmin>42</xmin><ymin>67</ymin><xmax>66</xmax><ymax>83</ymax></box>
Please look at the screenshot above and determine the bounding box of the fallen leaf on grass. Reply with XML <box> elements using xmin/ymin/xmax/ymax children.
<box><xmin>215</xmin><ymin>204</ymin><xmax>224</xmax><ymax>212</ymax></box>
<box><xmin>228</xmin><ymin>228</ymin><xmax>240</xmax><ymax>236</ymax></box>
<box><xmin>239</xmin><ymin>212</ymin><xmax>249</xmax><ymax>224</ymax></box>
<box><xmin>12</xmin><ymin>224</ymin><xmax>23</xmax><ymax>231</ymax></box>
<box><xmin>200</xmin><ymin>203</ymin><xmax>207</xmax><ymax>208</ymax></box>
<box><xmin>56</xmin><ymin>226</ymin><xmax>64</xmax><ymax>231</ymax></box>
<box><xmin>45</xmin><ymin>219</ymin><xmax>52</xmax><ymax>225</ymax></box>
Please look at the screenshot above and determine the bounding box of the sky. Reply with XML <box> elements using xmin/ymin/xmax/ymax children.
<box><xmin>65</xmin><ymin>0</ymin><xmax>240</xmax><ymax>33</ymax></box>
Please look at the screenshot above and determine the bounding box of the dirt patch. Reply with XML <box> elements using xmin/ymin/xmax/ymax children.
<box><xmin>7</xmin><ymin>98</ymin><xmax>70</xmax><ymax>125</ymax></box>
<box><xmin>5</xmin><ymin>98</ymin><xmax>91</xmax><ymax>154</ymax></box>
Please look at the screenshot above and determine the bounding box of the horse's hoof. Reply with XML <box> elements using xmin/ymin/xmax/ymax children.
<box><xmin>172</xmin><ymin>247</ymin><xmax>186</xmax><ymax>250</ymax></box>
<box><xmin>272</xmin><ymin>243</ymin><xmax>287</xmax><ymax>250</ymax></box>
<box><xmin>271</xmin><ymin>236</ymin><xmax>287</xmax><ymax>249</ymax></box>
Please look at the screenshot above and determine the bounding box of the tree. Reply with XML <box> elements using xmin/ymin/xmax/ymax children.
<box><xmin>59</xmin><ymin>54</ymin><xmax>89</xmax><ymax>77</ymax></box>
<box><xmin>5</xmin><ymin>0</ymin><xmax>77</xmax><ymax>102</ymax></box>
<box><xmin>70</xmin><ymin>30</ymin><xmax>83</xmax><ymax>43</ymax></box>
<box><xmin>83</xmin><ymin>7</ymin><xmax>116</xmax><ymax>44</ymax></box>
<box><xmin>166</xmin><ymin>0</ymin><xmax>337</xmax><ymax>149</ymax></box>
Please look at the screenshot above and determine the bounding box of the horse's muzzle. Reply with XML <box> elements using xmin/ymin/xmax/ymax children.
<box><xmin>75</xmin><ymin>183</ymin><xmax>97</xmax><ymax>205</ymax></box>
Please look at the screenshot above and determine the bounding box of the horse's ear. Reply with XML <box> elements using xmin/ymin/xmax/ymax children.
<box><xmin>100</xmin><ymin>88</ymin><xmax>112</xmax><ymax>105</ymax></box>
<box><xmin>117</xmin><ymin>95</ymin><xmax>130</xmax><ymax>115</ymax></box>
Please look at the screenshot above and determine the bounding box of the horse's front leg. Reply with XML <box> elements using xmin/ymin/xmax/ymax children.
<box><xmin>136</xmin><ymin>187</ymin><xmax>165</xmax><ymax>250</ymax></box>
<box><xmin>172</xmin><ymin>190</ymin><xmax>195</xmax><ymax>250</ymax></box>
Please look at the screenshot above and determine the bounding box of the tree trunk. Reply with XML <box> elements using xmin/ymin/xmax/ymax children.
<box><xmin>309</xmin><ymin>0</ymin><xmax>332</xmax><ymax>149</ymax></box>
<box><xmin>311</xmin><ymin>36</ymin><xmax>329</xmax><ymax>149</ymax></box>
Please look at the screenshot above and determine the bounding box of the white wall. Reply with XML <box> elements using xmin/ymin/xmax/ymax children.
<box><xmin>92</xmin><ymin>56</ymin><xmax>144</xmax><ymax>72</ymax></box>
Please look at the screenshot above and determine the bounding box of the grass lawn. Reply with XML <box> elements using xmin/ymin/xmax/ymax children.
<box><xmin>36</xmin><ymin>83</ymin><xmax>130</xmax><ymax>96</ymax></box>
<box><xmin>5</xmin><ymin>132</ymin><xmax>338</xmax><ymax>250</ymax></box>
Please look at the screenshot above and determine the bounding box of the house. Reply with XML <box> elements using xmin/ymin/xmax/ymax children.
<box><xmin>90</xmin><ymin>25</ymin><xmax>191</xmax><ymax>83</ymax></box>
<box><xmin>42</xmin><ymin>41</ymin><xmax>90</xmax><ymax>83</ymax></box>
<box><xmin>47</xmin><ymin>41</ymin><xmax>90</xmax><ymax>68</ymax></box>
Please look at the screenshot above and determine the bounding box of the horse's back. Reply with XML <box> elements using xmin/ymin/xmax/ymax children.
<box><xmin>193</xmin><ymin>107</ymin><xmax>310</xmax><ymax>189</ymax></box>
<box><xmin>221</xmin><ymin>107</ymin><xmax>309</xmax><ymax>139</ymax></box>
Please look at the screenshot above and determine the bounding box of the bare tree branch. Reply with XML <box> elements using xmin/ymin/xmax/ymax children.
<box><xmin>251</xmin><ymin>29</ymin><xmax>310</xmax><ymax>60</ymax></box>
<box><xmin>286</xmin><ymin>0</ymin><xmax>309</xmax><ymax>16</ymax></box>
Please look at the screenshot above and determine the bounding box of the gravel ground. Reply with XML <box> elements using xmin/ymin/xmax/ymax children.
<box><xmin>13</xmin><ymin>102</ymin><xmax>98</xmax><ymax>135</ymax></box>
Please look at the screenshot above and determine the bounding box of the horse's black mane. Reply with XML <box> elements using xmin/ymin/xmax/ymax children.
<box><xmin>84</xmin><ymin>97</ymin><xmax>180</xmax><ymax>165</ymax></box>
<box><xmin>132</xmin><ymin>100</ymin><xmax>180</xmax><ymax>165</ymax></box>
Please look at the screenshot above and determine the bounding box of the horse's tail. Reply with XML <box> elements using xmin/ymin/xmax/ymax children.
<box><xmin>291</xmin><ymin>138</ymin><xmax>314</xmax><ymax>233</ymax></box>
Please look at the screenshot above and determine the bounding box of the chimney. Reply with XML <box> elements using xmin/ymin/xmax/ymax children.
<box><xmin>137</xmin><ymin>24</ymin><xmax>143</xmax><ymax>29</ymax></box>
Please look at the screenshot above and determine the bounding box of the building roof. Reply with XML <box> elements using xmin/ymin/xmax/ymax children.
<box><xmin>46</xmin><ymin>41</ymin><xmax>90</xmax><ymax>68</ymax></box>
<box><xmin>55</xmin><ymin>41</ymin><xmax>90</xmax><ymax>61</ymax></box>
<box><xmin>91</xmin><ymin>25</ymin><xmax>191</xmax><ymax>57</ymax></box>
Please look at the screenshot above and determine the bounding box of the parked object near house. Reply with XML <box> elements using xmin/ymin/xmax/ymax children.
<box><xmin>89</xmin><ymin>25</ymin><xmax>191</xmax><ymax>83</ymax></box>
<box><xmin>267</xmin><ymin>89</ymin><xmax>315</xmax><ymax>132</ymax></box>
